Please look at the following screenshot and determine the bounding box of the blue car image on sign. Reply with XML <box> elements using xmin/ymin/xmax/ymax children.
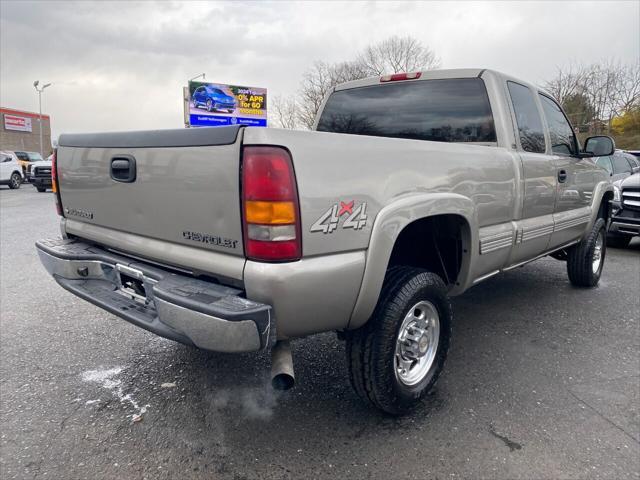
<box><xmin>188</xmin><ymin>81</ymin><xmax>267</xmax><ymax>127</ymax></box>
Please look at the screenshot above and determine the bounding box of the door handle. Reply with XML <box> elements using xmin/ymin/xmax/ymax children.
<box><xmin>558</xmin><ymin>169</ymin><xmax>568</xmax><ymax>183</ymax></box>
<box><xmin>110</xmin><ymin>155</ymin><xmax>136</xmax><ymax>183</ymax></box>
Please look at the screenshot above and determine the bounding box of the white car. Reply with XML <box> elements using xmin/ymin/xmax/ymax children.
<box><xmin>0</xmin><ymin>151</ymin><xmax>24</xmax><ymax>189</ymax></box>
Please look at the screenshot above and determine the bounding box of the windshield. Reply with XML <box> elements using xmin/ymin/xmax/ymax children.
<box><xmin>26</xmin><ymin>152</ymin><xmax>43</xmax><ymax>161</ymax></box>
<box><xmin>317</xmin><ymin>78</ymin><xmax>497</xmax><ymax>143</ymax></box>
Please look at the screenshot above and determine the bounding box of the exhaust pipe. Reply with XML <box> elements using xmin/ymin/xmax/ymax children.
<box><xmin>271</xmin><ymin>340</ymin><xmax>294</xmax><ymax>390</ymax></box>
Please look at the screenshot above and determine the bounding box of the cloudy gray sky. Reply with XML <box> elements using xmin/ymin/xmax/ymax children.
<box><xmin>1</xmin><ymin>0</ymin><xmax>638</xmax><ymax>140</ymax></box>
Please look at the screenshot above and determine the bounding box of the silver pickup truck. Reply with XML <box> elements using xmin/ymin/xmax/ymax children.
<box><xmin>37</xmin><ymin>69</ymin><xmax>614</xmax><ymax>414</ymax></box>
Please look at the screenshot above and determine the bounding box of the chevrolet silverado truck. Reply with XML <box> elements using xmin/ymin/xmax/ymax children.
<box><xmin>36</xmin><ymin>69</ymin><xmax>615</xmax><ymax>415</ymax></box>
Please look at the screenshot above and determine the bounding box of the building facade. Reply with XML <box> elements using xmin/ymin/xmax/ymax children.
<box><xmin>0</xmin><ymin>107</ymin><xmax>52</xmax><ymax>157</ymax></box>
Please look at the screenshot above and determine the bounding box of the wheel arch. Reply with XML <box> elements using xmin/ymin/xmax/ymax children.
<box><xmin>586</xmin><ymin>181</ymin><xmax>614</xmax><ymax>238</ymax></box>
<box><xmin>348</xmin><ymin>193</ymin><xmax>477</xmax><ymax>330</ymax></box>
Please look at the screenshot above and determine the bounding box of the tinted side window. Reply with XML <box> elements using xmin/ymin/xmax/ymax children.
<box><xmin>539</xmin><ymin>94</ymin><xmax>577</xmax><ymax>155</ymax></box>
<box><xmin>624</xmin><ymin>154</ymin><xmax>638</xmax><ymax>170</ymax></box>
<box><xmin>317</xmin><ymin>78</ymin><xmax>497</xmax><ymax>143</ymax></box>
<box><xmin>595</xmin><ymin>156</ymin><xmax>613</xmax><ymax>175</ymax></box>
<box><xmin>507</xmin><ymin>82</ymin><xmax>545</xmax><ymax>153</ymax></box>
<box><xmin>612</xmin><ymin>154</ymin><xmax>633</xmax><ymax>174</ymax></box>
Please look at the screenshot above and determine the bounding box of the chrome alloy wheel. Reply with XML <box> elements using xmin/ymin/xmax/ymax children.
<box><xmin>394</xmin><ymin>300</ymin><xmax>440</xmax><ymax>386</ymax></box>
<box><xmin>592</xmin><ymin>231</ymin><xmax>604</xmax><ymax>274</ymax></box>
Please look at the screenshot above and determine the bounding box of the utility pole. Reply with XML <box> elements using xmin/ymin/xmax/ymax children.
<box><xmin>33</xmin><ymin>80</ymin><xmax>52</xmax><ymax>158</ymax></box>
<box><xmin>189</xmin><ymin>73</ymin><xmax>206</xmax><ymax>82</ymax></box>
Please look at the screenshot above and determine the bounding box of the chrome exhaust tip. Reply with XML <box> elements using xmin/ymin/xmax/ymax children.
<box><xmin>271</xmin><ymin>340</ymin><xmax>294</xmax><ymax>390</ymax></box>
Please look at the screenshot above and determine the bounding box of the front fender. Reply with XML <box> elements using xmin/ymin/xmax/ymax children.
<box><xmin>585</xmin><ymin>180</ymin><xmax>614</xmax><ymax>236</ymax></box>
<box><xmin>348</xmin><ymin>193</ymin><xmax>477</xmax><ymax>329</ymax></box>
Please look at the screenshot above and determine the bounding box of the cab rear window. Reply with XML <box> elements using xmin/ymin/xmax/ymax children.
<box><xmin>316</xmin><ymin>78</ymin><xmax>497</xmax><ymax>143</ymax></box>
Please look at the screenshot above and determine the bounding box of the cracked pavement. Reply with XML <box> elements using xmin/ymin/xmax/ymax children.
<box><xmin>1</xmin><ymin>187</ymin><xmax>639</xmax><ymax>479</ymax></box>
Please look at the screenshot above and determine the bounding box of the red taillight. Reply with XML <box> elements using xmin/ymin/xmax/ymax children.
<box><xmin>380</xmin><ymin>72</ymin><xmax>422</xmax><ymax>82</ymax></box>
<box><xmin>52</xmin><ymin>149</ymin><xmax>64</xmax><ymax>217</ymax></box>
<box><xmin>242</xmin><ymin>146</ymin><xmax>301</xmax><ymax>262</ymax></box>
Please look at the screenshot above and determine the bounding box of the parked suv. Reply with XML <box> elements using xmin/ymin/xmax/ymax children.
<box><xmin>191</xmin><ymin>86</ymin><xmax>236</xmax><ymax>113</ymax></box>
<box><xmin>595</xmin><ymin>150</ymin><xmax>639</xmax><ymax>183</ymax></box>
<box><xmin>609</xmin><ymin>172</ymin><xmax>640</xmax><ymax>248</ymax></box>
<box><xmin>0</xmin><ymin>151</ymin><xmax>24</xmax><ymax>189</ymax></box>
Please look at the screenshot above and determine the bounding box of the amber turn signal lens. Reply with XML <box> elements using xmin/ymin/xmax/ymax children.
<box><xmin>245</xmin><ymin>200</ymin><xmax>295</xmax><ymax>225</ymax></box>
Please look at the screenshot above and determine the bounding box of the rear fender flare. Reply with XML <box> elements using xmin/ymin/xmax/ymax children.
<box><xmin>348</xmin><ymin>193</ymin><xmax>477</xmax><ymax>329</ymax></box>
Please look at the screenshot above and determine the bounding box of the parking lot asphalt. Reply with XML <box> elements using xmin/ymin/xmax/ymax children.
<box><xmin>1</xmin><ymin>187</ymin><xmax>639</xmax><ymax>480</ymax></box>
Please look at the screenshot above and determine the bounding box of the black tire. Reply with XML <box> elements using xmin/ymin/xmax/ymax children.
<box><xmin>8</xmin><ymin>172</ymin><xmax>21</xmax><ymax>189</ymax></box>
<box><xmin>567</xmin><ymin>218</ymin><xmax>606</xmax><ymax>287</ymax></box>
<box><xmin>206</xmin><ymin>99</ymin><xmax>213</xmax><ymax>112</ymax></box>
<box><xmin>36</xmin><ymin>186</ymin><xmax>47</xmax><ymax>192</ymax></box>
<box><xmin>346</xmin><ymin>267</ymin><xmax>452</xmax><ymax>415</ymax></box>
<box><xmin>607</xmin><ymin>233</ymin><xmax>631</xmax><ymax>249</ymax></box>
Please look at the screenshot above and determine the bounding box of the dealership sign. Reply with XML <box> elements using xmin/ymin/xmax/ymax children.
<box><xmin>187</xmin><ymin>81</ymin><xmax>267</xmax><ymax>128</ymax></box>
<box><xmin>4</xmin><ymin>114</ymin><xmax>32</xmax><ymax>132</ymax></box>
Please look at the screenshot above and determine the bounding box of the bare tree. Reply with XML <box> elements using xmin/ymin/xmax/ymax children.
<box><xmin>544</xmin><ymin>60</ymin><xmax>640</xmax><ymax>134</ymax></box>
<box><xmin>542</xmin><ymin>63</ymin><xmax>588</xmax><ymax>106</ymax></box>
<box><xmin>581</xmin><ymin>60</ymin><xmax>640</xmax><ymax>132</ymax></box>
<box><xmin>613</xmin><ymin>62</ymin><xmax>640</xmax><ymax>115</ymax></box>
<box><xmin>295</xmin><ymin>36</ymin><xmax>440</xmax><ymax>129</ymax></box>
<box><xmin>297</xmin><ymin>60</ymin><xmax>369</xmax><ymax>128</ymax></box>
<box><xmin>270</xmin><ymin>94</ymin><xmax>299</xmax><ymax>129</ymax></box>
<box><xmin>356</xmin><ymin>35</ymin><xmax>440</xmax><ymax>76</ymax></box>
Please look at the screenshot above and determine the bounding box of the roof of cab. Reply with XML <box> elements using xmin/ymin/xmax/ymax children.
<box><xmin>333</xmin><ymin>68</ymin><xmax>550</xmax><ymax>95</ymax></box>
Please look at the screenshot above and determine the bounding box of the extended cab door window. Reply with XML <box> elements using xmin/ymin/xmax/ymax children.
<box><xmin>538</xmin><ymin>94</ymin><xmax>578</xmax><ymax>155</ymax></box>
<box><xmin>507</xmin><ymin>82</ymin><xmax>546</xmax><ymax>153</ymax></box>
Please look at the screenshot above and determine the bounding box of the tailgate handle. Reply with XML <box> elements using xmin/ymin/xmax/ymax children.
<box><xmin>110</xmin><ymin>156</ymin><xmax>136</xmax><ymax>183</ymax></box>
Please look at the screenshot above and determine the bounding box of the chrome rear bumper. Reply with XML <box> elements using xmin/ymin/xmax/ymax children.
<box><xmin>36</xmin><ymin>238</ymin><xmax>271</xmax><ymax>352</ymax></box>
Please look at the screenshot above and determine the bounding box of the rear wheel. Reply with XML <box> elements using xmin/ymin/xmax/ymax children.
<box><xmin>8</xmin><ymin>172</ymin><xmax>21</xmax><ymax>189</ymax></box>
<box><xmin>567</xmin><ymin>218</ymin><xmax>606</xmax><ymax>287</ymax></box>
<box><xmin>36</xmin><ymin>186</ymin><xmax>47</xmax><ymax>192</ymax></box>
<box><xmin>206</xmin><ymin>99</ymin><xmax>213</xmax><ymax>112</ymax></box>
<box><xmin>346</xmin><ymin>267</ymin><xmax>452</xmax><ymax>415</ymax></box>
<box><xmin>607</xmin><ymin>233</ymin><xmax>631</xmax><ymax>249</ymax></box>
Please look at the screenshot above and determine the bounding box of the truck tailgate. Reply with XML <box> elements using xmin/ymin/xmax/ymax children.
<box><xmin>57</xmin><ymin>127</ymin><xmax>245</xmax><ymax>266</ymax></box>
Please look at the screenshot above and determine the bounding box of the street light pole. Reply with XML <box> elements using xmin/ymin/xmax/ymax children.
<box><xmin>33</xmin><ymin>81</ymin><xmax>52</xmax><ymax>158</ymax></box>
<box><xmin>189</xmin><ymin>73</ymin><xmax>206</xmax><ymax>83</ymax></box>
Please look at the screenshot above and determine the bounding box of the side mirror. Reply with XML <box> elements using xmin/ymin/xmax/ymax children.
<box><xmin>584</xmin><ymin>136</ymin><xmax>615</xmax><ymax>157</ymax></box>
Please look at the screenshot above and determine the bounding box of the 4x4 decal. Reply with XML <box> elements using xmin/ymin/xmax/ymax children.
<box><xmin>310</xmin><ymin>200</ymin><xmax>368</xmax><ymax>234</ymax></box>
